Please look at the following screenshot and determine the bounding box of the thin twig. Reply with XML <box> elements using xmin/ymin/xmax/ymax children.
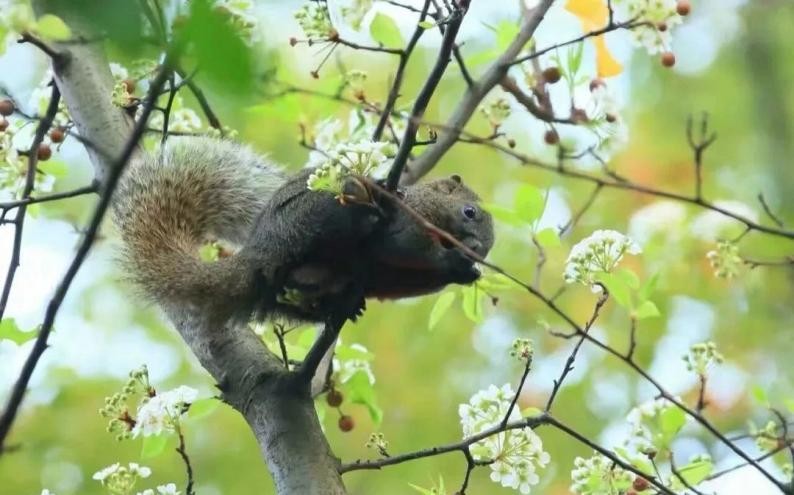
<box><xmin>176</xmin><ymin>426</ymin><xmax>195</xmax><ymax>495</ymax></box>
<box><xmin>386</xmin><ymin>3</ymin><xmax>467</xmax><ymax>189</ymax></box>
<box><xmin>0</xmin><ymin>56</ymin><xmax>173</xmax><ymax>454</ymax></box>
<box><xmin>372</xmin><ymin>0</ymin><xmax>433</xmax><ymax>141</ymax></box>
<box><xmin>544</xmin><ymin>291</ymin><xmax>609</xmax><ymax>412</ymax></box>
<box><xmin>0</xmin><ymin>184</ymin><xmax>98</xmax><ymax>211</ymax></box>
<box><xmin>758</xmin><ymin>193</ymin><xmax>785</xmax><ymax>228</ymax></box>
<box><xmin>0</xmin><ymin>85</ymin><xmax>60</xmax><ymax>322</ymax></box>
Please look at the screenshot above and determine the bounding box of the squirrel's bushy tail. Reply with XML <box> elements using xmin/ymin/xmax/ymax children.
<box><xmin>112</xmin><ymin>137</ymin><xmax>285</xmax><ymax>306</ymax></box>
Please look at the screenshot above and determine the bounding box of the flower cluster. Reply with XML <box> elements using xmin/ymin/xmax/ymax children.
<box><xmin>92</xmin><ymin>463</ymin><xmax>179</xmax><ymax>495</ymax></box>
<box><xmin>510</xmin><ymin>338</ymin><xmax>535</xmax><ymax>362</ymax></box>
<box><xmin>570</xmin><ymin>452</ymin><xmax>635</xmax><ymax>495</ymax></box>
<box><xmin>706</xmin><ymin>241</ymin><xmax>742</xmax><ymax>279</ymax></box>
<box><xmin>625</xmin><ymin>397</ymin><xmax>685</xmax><ymax>454</ymax></box>
<box><xmin>92</xmin><ymin>463</ymin><xmax>151</xmax><ymax>494</ymax></box>
<box><xmin>294</xmin><ymin>2</ymin><xmax>334</xmax><ymax>39</ymax></box>
<box><xmin>365</xmin><ymin>432</ymin><xmax>389</xmax><ymax>456</ymax></box>
<box><xmin>99</xmin><ymin>365</ymin><xmax>152</xmax><ymax>441</ymax></box>
<box><xmin>751</xmin><ymin>420</ymin><xmax>782</xmax><ymax>453</ymax></box>
<box><xmin>459</xmin><ymin>384</ymin><xmax>550</xmax><ymax>494</ymax></box>
<box><xmin>341</xmin><ymin>0</ymin><xmax>374</xmax><ymax>30</ymax></box>
<box><xmin>306</xmin><ymin>138</ymin><xmax>395</xmax><ymax>194</ymax></box>
<box><xmin>215</xmin><ymin>0</ymin><xmax>259</xmax><ymax>44</ymax></box>
<box><xmin>614</xmin><ymin>0</ymin><xmax>684</xmax><ymax>54</ymax></box>
<box><xmin>132</xmin><ymin>385</ymin><xmax>198</xmax><ymax>437</ymax></box>
<box><xmin>682</xmin><ymin>341</ymin><xmax>724</xmax><ymax>375</ymax></box>
<box><xmin>564</xmin><ymin>230</ymin><xmax>641</xmax><ymax>290</ymax></box>
<box><xmin>480</xmin><ymin>98</ymin><xmax>512</xmax><ymax>127</ymax></box>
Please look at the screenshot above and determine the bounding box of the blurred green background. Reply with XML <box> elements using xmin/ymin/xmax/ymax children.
<box><xmin>1</xmin><ymin>1</ymin><xmax>793</xmax><ymax>494</ymax></box>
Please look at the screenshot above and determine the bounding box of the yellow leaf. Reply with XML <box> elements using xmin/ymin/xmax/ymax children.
<box><xmin>565</xmin><ymin>0</ymin><xmax>623</xmax><ymax>77</ymax></box>
<box><xmin>593</xmin><ymin>36</ymin><xmax>623</xmax><ymax>77</ymax></box>
<box><xmin>565</xmin><ymin>0</ymin><xmax>607</xmax><ymax>26</ymax></box>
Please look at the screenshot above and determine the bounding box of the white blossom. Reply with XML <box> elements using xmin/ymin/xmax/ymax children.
<box><xmin>625</xmin><ymin>397</ymin><xmax>686</xmax><ymax>453</ymax></box>
<box><xmin>570</xmin><ymin>452</ymin><xmax>635</xmax><ymax>494</ymax></box>
<box><xmin>563</xmin><ymin>230</ymin><xmax>641</xmax><ymax>291</ymax></box>
<box><xmin>132</xmin><ymin>386</ymin><xmax>198</xmax><ymax>438</ymax></box>
<box><xmin>92</xmin><ymin>463</ymin><xmax>121</xmax><ymax>482</ymax></box>
<box><xmin>41</xmin><ymin>490</ymin><xmax>55</xmax><ymax>495</ymax></box>
<box><xmin>156</xmin><ymin>483</ymin><xmax>180</xmax><ymax>495</ymax></box>
<box><xmin>459</xmin><ymin>384</ymin><xmax>550</xmax><ymax>494</ymax></box>
<box><xmin>628</xmin><ymin>201</ymin><xmax>687</xmax><ymax>245</ymax></box>
<box><xmin>614</xmin><ymin>0</ymin><xmax>683</xmax><ymax>54</ymax></box>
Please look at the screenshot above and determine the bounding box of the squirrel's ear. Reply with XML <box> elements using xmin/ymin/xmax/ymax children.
<box><xmin>450</xmin><ymin>174</ymin><xmax>462</xmax><ymax>184</ymax></box>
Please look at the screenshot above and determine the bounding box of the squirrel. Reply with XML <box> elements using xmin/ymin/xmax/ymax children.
<box><xmin>112</xmin><ymin>137</ymin><xmax>494</xmax><ymax>324</ymax></box>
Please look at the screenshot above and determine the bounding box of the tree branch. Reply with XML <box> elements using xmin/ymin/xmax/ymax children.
<box><xmin>386</xmin><ymin>2</ymin><xmax>468</xmax><ymax>189</ymax></box>
<box><xmin>401</xmin><ymin>0</ymin><xmax>555</xmax><ymax>185</ymax></box>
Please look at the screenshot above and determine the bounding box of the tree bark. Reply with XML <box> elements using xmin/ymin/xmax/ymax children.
<box><xmin>33</xmin><ymin>3</ymin><xmax>347</xmax><ymax>493</ymax></box>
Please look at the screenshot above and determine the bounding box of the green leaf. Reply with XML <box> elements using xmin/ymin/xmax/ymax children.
<box><xmin>335</xmin><ymin>343</ymin><xmax>374</xmax><ymax>361</ymax></box>
<box><xmin>597</xmin><ymin>273</ymin><xmax>631</xmax><ymax>308</ymax></box>
<box><xmin>461</xmin><ymin>285</ymin><xmax>484</xmax><ymax>323</ymax></box>
<box><xmin>178</xmin><ymin>0</ymin><xmax>255</xmax><ymax>95</ymax></box>
<box><xmin>493</xmin><ymin>21</ymin><xmax>520</xmax><ymax>51</ymax></box>
<box><xmin>0</xmin><ymin>319</ymin><xmax>37</xmax><ymax>345</ymax></box>
<box><xmin>614</xmin><ymin>446</ymin><xmax>655</xmax><ymax>476</ymax></box>
<box><xmin>634</xmin><ymin>300</ymin><xmax>660</xmax><ymax>320</ymax></box>
<box><xmin>35</xmin><ymin>14</ymin><xmax>71</xmax><ymax>41</ymax></box>
<box><xmin>187</xmin><ymin>397</ymin><xmax>220</xmax><ymax>420</ymax></box>
<box><xmin>429</xmin><ymin>292</ymin><xmax>456</xmax><ymax>331</ymax></box>
<box><xmin>347</xmin><ymin>371</ymin><xmax>382</xmax><ymax>424</ymax></box>
<box><xmin>675</xmin><ymin>458</ymin><xmax>713</xmax><ymax>486</ymax></box>
<box><xmin>638</xmin><ymin>273</ymin><xmax>660</xmax><ymax>302</ymax></box>
<box><xmin>751</xmin><ymin>385</ymin><xmax>770</xmax><ymax>407</ymax></box>
<box><xmin>785</xmin><ymin>398</ymin><xmax>794</xmax><ymax>414</ymax></box>
<box><xmin>481</xmin><ymin>202</ymin><xmax>523</xmax><ymax>227</ymax></box>
<box><xmin>37</xmin><ymin>160</ymin><xmax>68</xmax><ymax>179</ymax></box>
<box><xmin>140</xmin><ymin>434</ymin><xmax>168</xmax><ymax>459</ymax></box>
<box><xmin>369</xmin><ymin>13</ymin><xmax>402</xmax><ymax>47</ymax></box>
<box><xmin>659</xmin><ymin>406</ymin><xmax>686</xmax><ymax>443</ymax></box>
<box><xmin>417</xmin><ymin>20</ymin><xmax>435</xmax><ymax>29</ymax></box>
<box><xmin>513</xmin><ymin>184</ymin><xmax>545</xmax><ymax>224</ymax></box>
<box><xmin>535</xmin><ymin>227</ymin><xmax>561</xmax><ymax>248</ymax></box>
<box><xmin>617</xmin><ymin>268</ymin><xmax>640</xmax><ymax>290</ymax></box>
<box><xmin>521</xmin><ymin>407</ymin><xmax>543</xmax><ymax>418</ymax></box>
<box><xmin>68</xmin><ymin>0</ymin><xmax>145</xmax><ymax>52</ymax></box>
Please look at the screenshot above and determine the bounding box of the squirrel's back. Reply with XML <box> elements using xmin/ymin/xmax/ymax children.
<box><xmin>112</xmin><ymin>137</ymin><xmax>286</xmax><ymax>306</ymax></box>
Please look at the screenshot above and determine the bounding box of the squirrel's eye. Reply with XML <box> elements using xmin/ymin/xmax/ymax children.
<box><xmin>462</xmin><ymin>205</ymin><xmax>477</xmax><ymax>219</ymax></box>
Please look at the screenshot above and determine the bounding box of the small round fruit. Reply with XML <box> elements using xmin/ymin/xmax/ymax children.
<box><xmin>37</xmin><ymin>143</ymin><xmax>52</xmax><ymax>161</ymax></box>
<box><xmin>676</xmin><ymin>0</ymin><xmax>691</xmax><ymax>16</ymax></box>
<box><xmin>656</xmin><ymin>21</ymin><xmax>668</xmax><ymax>32</ymax></box>
<box><xmin>542</xmin><ymin>67</ymin><xmax>561</xmax><ymax>84</ymax></box>
<box><xmin>544</xmin><ymin>129</ymin><xmax>559</xmax><ymax>145</ymax></box>
<box><xmin>50</xmin><ymin>128</ymin><xmax>65</xmax><ymax>143</ymax></box>
<box><xmin>632</xmin><ymin>477</ymin><xmax>650</xmax><ymax>491</ymax></box>
<box><xmin>326</xmin><ymin>389</ymin><xmax>344</xmax><ymax>407</ymax></box>
<box><xmin>661</xmin><ymin>51</ymin><xmax>676</xmax><ymax>67</ymax></box>
<box><xmin>507</xmin><ymin>138</ymin><xmax>516</xmax><ymax>148</ymax></box>
<box><xmin>0</xmin><ymin>118</ymin><xmax>8</xmax><ymax>132</ymax></box>
<box><xmin>338</xmin><ymin>415</ymin><xmax>354</xmax><ymax>432</ymax></box>
<box><xmin>0</xmin><ymin>99</ymin><xmax>15</xmax><ymax>117</ymax></box>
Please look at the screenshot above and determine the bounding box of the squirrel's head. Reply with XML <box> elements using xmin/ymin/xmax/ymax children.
<box><xmin>418</xmin><ymin>174</ymin><xmax>494</xmax><ymax>284</ymax></box>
